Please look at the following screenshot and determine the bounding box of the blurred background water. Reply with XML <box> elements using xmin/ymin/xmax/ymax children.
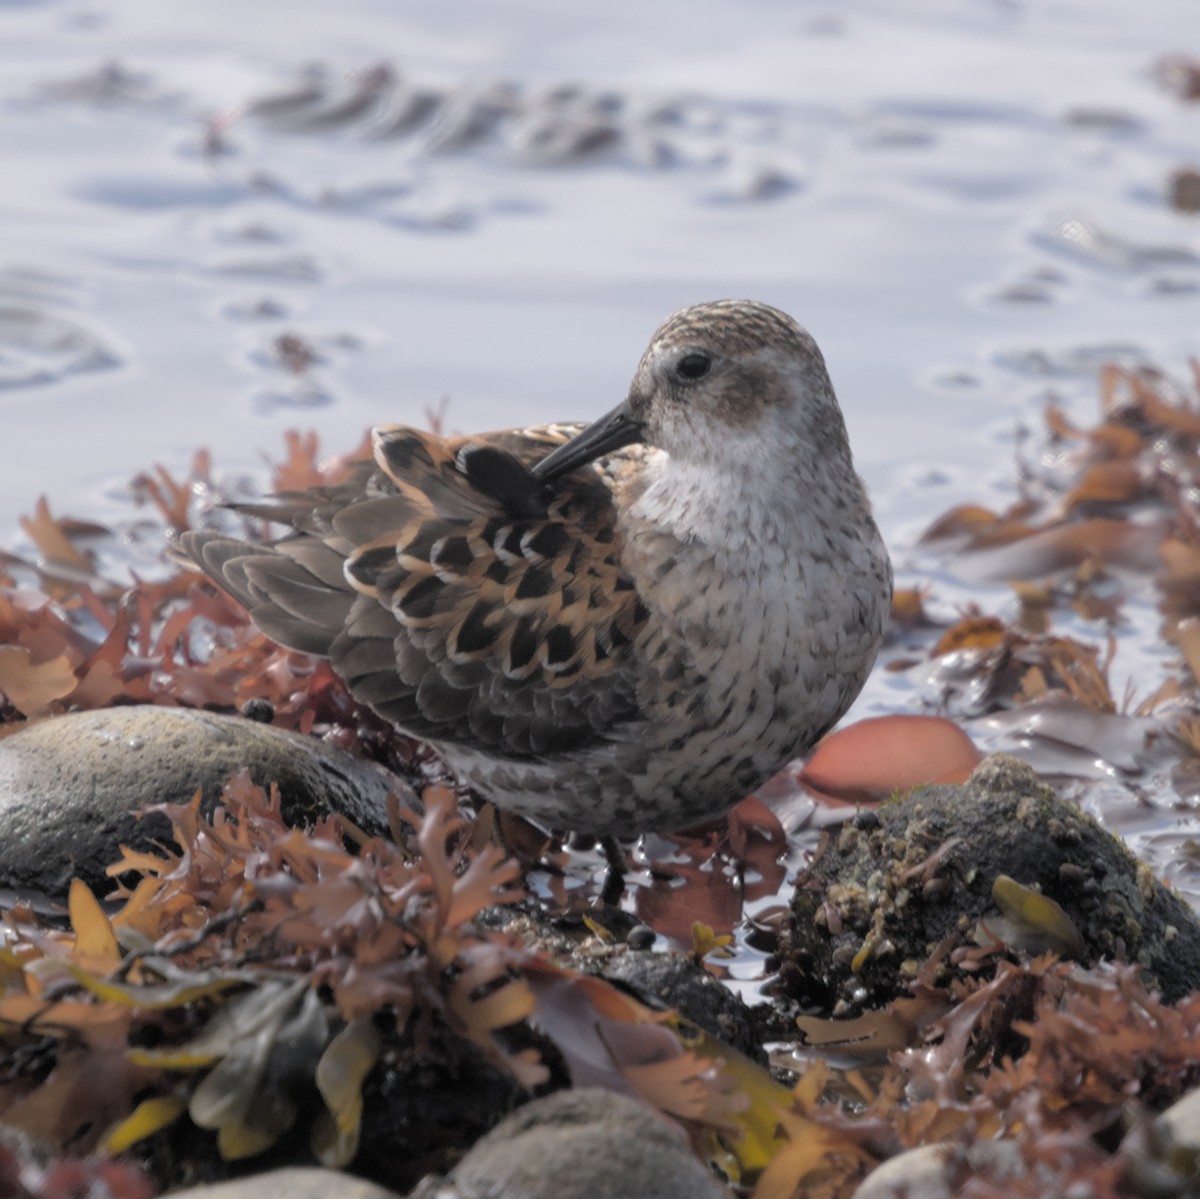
<box><xmin>1</xmin><ymin>0</ymin><xmax>1196</xmax><ymax>554</ymax></box>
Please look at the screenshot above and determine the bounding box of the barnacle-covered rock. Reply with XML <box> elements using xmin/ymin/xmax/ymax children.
<box><xmin>779</xmin><ymin>754</ymin><xmax>1200</xmax><ymax>1013</ymax></box>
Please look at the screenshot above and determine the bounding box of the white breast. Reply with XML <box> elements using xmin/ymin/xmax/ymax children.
<box><xmin>618</xmin><ymin>440</ymin><xmax>890</xmax><ymax>781</ymax></box>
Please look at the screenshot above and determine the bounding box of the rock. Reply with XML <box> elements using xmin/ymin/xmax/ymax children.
<box><xmin>127</xmin><ymin>1020</ymin><xmax>537</xmax><ymax>1194</ymax></box>
<box><xmin>1157</xmin><ymin>1085</ymin><xmax>1200</xmax><ymax>1151</ymax></box>
<box><xmin>851</xmin><ymin>1142</ymin><xmax>1024</xmax><ymax>1199</ymax></box>
<box><xmin>0</xmin><ymin>706</ymin><xmax>405</xmax><ymax>902</ymax></box>
<box><xmin>165</xmin><ymin>1166</ymin><xmax>401</xmax><ymax>1199</ymax></box>
<box><xmin>352</xmin><ymin>1031</ymin><xmax>537</xmax><ymax>1191</ymax></box>
<box><xmin>410</xmin><ymin>1089</ymin><xmax>733</xmax><ymax>1199</ymax></box>
<box><xmin>780</xmin><ymin>754</ymin><xmax>1200</xmax><ymax>1011</ymax></box>
<box><xmin>480</xmin><ymin>904</ymin><xmax>762</xmax><ymax>1062</ymax></box>
<box><xmin>1122</xmin><ymin>1085</ymin><xmax>1200</xmax><ymax>1193</ymax></box>
<box><xmin>851</xmin><ymin>1144</ymin><xmax>953</xmax><ymax>1199</ymax></box>
<box><xmin>598</xmin><ymin>949</ymin><xmax>763</xmax><ymax>1063</ymax></box>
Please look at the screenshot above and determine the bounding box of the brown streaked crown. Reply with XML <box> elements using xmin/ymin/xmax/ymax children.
<box><xmin>645</xmin><ymin>298</ymin><xmax>823</xmax><ymax>363</ymax></box>
<box><xmin>624</xmin><ymin>299</ymin><xmax>839</xmax><ymax>447</ymax></box>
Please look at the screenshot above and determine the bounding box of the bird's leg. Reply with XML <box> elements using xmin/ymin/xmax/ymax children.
<box><xmin>599</xmin><ymin>835</ymin><xmax>628</xmax><ymax>907</ymax></box>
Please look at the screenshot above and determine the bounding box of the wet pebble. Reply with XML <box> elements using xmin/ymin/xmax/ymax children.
<box><xmin>625</xmin><ymin>923</ymin><xmax>656</xmax><ymax>949</ymax></box>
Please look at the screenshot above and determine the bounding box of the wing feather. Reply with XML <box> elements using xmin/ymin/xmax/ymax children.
<box><xmin>177</xmin><ymin>424</ymin><xmax>649</xmax><ymax>759</ymax></box>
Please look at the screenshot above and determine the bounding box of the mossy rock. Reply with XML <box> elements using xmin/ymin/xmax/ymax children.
<box><xmin>780</xmin><ymin>754</ymin><xmax>1200</xmax><ymax>1011</ymax></box>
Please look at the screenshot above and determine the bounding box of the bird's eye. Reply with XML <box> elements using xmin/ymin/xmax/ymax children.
<box><xmin>675</xmin><ymin>352</ymin><xmax>712</xmax><ymax>382</ymax></box>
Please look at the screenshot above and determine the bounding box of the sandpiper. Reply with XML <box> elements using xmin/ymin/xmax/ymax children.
<box><xmin>179</xmin><ymin>300</ymin><xmax>892</xmax><ymax>836</ymax></box>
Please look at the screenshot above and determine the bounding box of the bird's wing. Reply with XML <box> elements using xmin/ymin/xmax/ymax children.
<box><xmin>178</xmin><ymin>424</ymin><xmax>650</xmax><ymax>759</ymax></box>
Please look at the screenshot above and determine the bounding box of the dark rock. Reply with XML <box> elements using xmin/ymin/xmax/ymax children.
<box><xmin>410</xmin><ymin>1089</ymin><xmax>733</xmax><ymax>1199</ymax></box>
<box><xmin>480</xmin><ymin>903</ymin><xmax>762</xmax><ymax>1063</ymax></box>
<box><xmin>780</xmin><ymin>754</ymin><xmax>1200</xmax><ymax>1011</ymax></box>
<box><xmin>599</xmin><ymin>949</ymin><xmax>763</xmax><ymax>1063</ymax></box>
<box><xmin>0</xmin><ymin>706</ymin><xmax>405</xmax><ymax>903</ymax></box>
<box><xmin>624</xmin><ymin>923</ymin><xmax>656</xmax><ymax>949</ymax></box>
<box><xmin>354</xmin><ymin>1033</ymin><xmax>543</xmax><ymax>1192</ymax></box>
<box><xmin>132</xmin><ymin>1021</ymin><xmax>549</xmax><ymax>1194</ymax></box>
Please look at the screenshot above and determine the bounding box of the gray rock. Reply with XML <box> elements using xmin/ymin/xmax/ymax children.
<box><xmin>0</xmin><ymin>706</ymin><xmax>405</xmax><ymax>902</ymax></box>
<box><xmin>851</xmin><ymin>1145</ymin><xmax>954</xmax><ymax>1199</ymax></box>
<box><xmin>1121</xmin><ymin>1085</ymin><xmax>1200</xmax><ymax>1193</ymax></box>
<box><xmin>411</xmin><ymin>1088</ymin><xmax>733</xmax><ymax>1199</ymax></box>
<box><xmin>166</xmin><ymin>1166</ymin><xmax>401</xmax><ymax>1199</ymax></box>
<box><xmin>851</xmin><ymin>1142</ymin><xmax>1024</xmax><ymax>1199</ymax></box>
<box><xmin>1158</xmin><ymin>1085</ymin><xmax>1200</xmax><ymax>1151</ymax></box>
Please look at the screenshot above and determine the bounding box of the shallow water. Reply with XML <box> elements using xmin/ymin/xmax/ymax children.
<box><xmin>4</xmin><ymin>1</ymin><xmax>1200</xmax><ymax>912</ymax></box>
<box><xmin>2</xmin><ymin>0</ymin><xmax>1197</xmax><ymax>540</ymax></box>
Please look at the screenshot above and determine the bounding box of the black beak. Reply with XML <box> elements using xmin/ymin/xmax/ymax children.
<box><xmin>531</xmin><ymin>402</ymin><xmax>645</xmax><ymax>481</ymax></box>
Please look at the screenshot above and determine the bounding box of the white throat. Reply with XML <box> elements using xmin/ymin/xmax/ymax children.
<box><xmin>626</xmin><ymin>417</ymin><xmax>841</xmax><ymax>553</ymax></box>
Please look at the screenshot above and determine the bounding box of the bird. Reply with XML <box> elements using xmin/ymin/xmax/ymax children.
<box><xmin>177</xmin><ymin>300</ymin><xmax>892</xmax><ymax>838</ymax></box>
